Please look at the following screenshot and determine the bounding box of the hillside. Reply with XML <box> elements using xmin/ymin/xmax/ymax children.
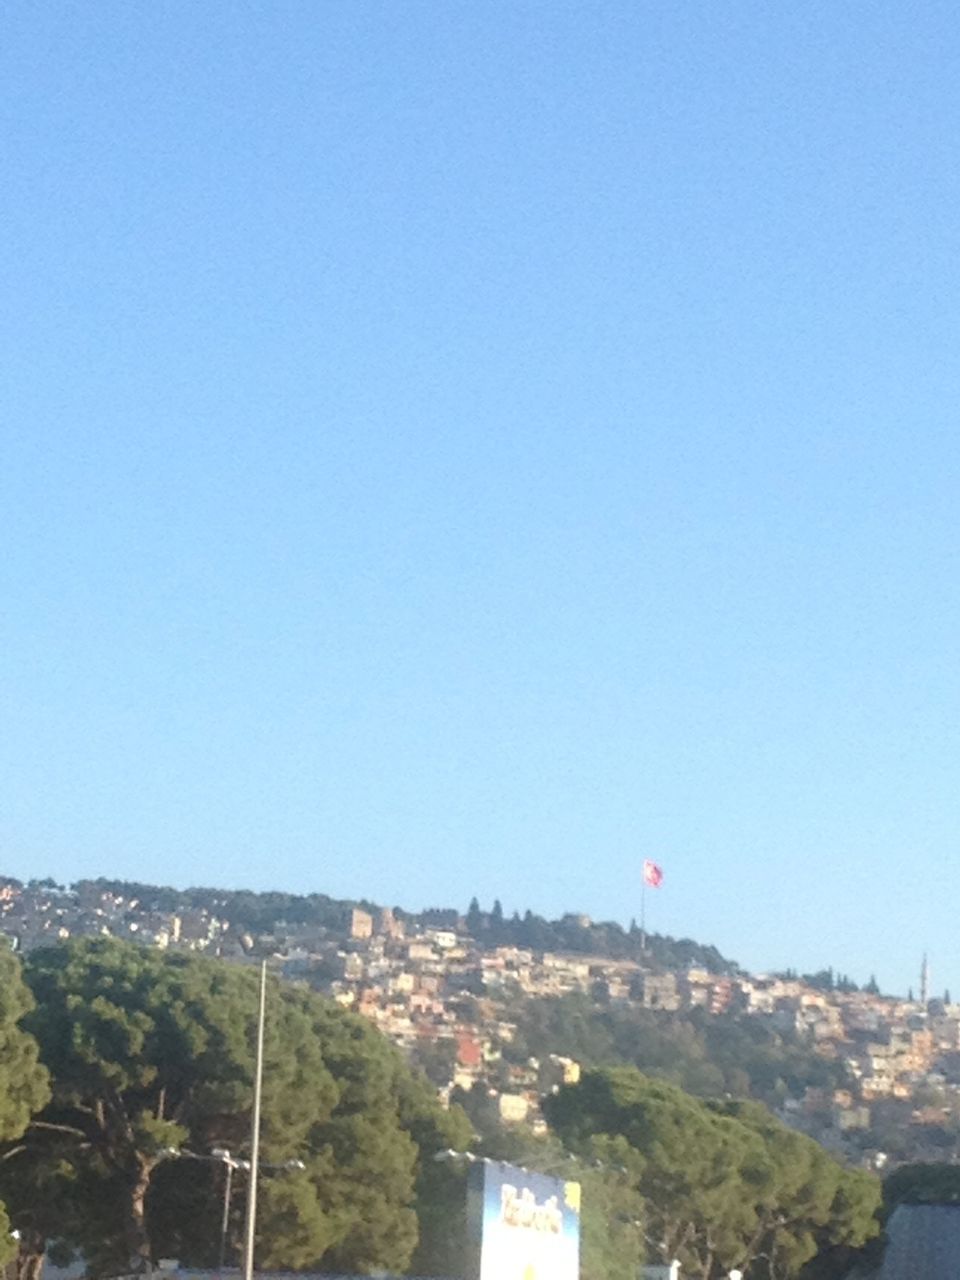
<box><xmin>8</xmin><ymin>874</ymin><xmax>739</xmax><ymax>974</ymax></box>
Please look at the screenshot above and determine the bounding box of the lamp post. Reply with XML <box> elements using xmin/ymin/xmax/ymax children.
<box><xmin>243</xmin><ymin>960</ymin><xmax>267</xmax><ymax>1280</ymax></box>
<box><xmin>164</xmin><ymin>1145</ymin><xmax>304</xmax><ymax>1273</ymax></box>
<box><xmin>211</xmin><ymin>1149</ymin><xmax>249</xmax><ymax>1274</ymax></box>
<box><xmin>219</xmin><ymin>1156</ymin><xmax>235</xmax><ymax>1274</ymax></box>
<box><xmin>211</xmin><ymin>1148</ymin><xmax>304</xmax><ymax>1273</ymax></box>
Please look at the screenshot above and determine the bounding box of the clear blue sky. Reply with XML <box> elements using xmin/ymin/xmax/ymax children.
<box><xmin>3</xmin><ymin>2</ymin><xmax>959</xmax><ymax>995</ymax></box>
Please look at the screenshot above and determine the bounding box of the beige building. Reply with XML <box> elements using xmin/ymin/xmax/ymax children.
<box><xmin>349</xmin><ymin>908</ymin><xmax>373</xmax><ymax>940</ymax></box>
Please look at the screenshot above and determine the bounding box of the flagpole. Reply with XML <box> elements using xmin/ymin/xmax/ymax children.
<box><xmin>640</xmin><ymin>876</ymin><xmax>646</xmax><ymax>953</ymax></box>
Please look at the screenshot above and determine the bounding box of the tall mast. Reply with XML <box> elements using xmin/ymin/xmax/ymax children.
<box><xmin>242</xmin><ymin>959</ymin><xmax>267</xmax><ymax>1280</ymax></box>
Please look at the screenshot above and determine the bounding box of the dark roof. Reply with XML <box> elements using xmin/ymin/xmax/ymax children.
<box><xmin>877</xmin><ymin>1204</ymin><xmax>960</xmax><ymax>1280</ymax></box>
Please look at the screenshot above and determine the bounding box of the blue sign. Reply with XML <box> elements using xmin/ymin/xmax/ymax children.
<box><xmin>468</xmin><ymin>1160</ymin><xmax>580</xmax><ymax>1280</ymax></box>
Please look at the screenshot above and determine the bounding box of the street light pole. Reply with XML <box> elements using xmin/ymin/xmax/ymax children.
<box><xmin>218</xmin><ymin>1157</ymin><xmax>234</xmax><ymax>1275</ymax></box>
<box><xmin>166</xmin><ymin>1139</ymin><xmax>302</xmax><ymax>1273</ymax></box>
<box><xmin>242</xmin><ymin>959</ymin><xmax>267</xmax><ymax>1280</ymax></box>
<box><xmin>210</xmin><ymin>1148</ymin><xmax>302</xmax><ymax>1273</ymax></box>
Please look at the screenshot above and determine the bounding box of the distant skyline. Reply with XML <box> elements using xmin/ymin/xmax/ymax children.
<box><xmin>3</xmin><ymin>3</ymin><xmax>959</xmax><ymax>997</ymax></box>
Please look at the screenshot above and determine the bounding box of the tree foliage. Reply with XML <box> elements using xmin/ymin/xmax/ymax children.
<box><xmin>9</xmin><ymin>938</ymin><xmax>468</xmax><ymax>1277</ymax></box>
<box><xmin>0</xmin><ymin>944</ymin><xmax>50</xmax><ymax>1265</ymax></box>
<box><xmin>0</xmin><ymin>944</ymin><xmax>49</xmax><ymax>1143</ymax></box>
<box><xmin>545</xmin><ymin>1068</ymin><xmax>881</xmax><ymax>1280</ymax></box>
<box><xmin>508</xmin><ymin>992</ymin><xmax>848</xmax><ymax>1106</ymax></box>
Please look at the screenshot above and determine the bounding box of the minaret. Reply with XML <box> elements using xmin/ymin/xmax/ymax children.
<box><xmin>920</xmin><ymin>953</ymin><xmax>929</xmax><ymax>1006</ymax></box>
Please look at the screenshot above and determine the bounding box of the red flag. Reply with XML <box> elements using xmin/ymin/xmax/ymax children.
<box><xmin>643</xmin><ymin>859</ymin><xmax>664</xmax><ymax>889</ymax></box>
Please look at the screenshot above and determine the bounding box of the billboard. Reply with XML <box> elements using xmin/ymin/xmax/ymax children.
<box><xmin>467</xmin><ymin>1160</ymin><xmax>581</xmax><ymax>1280</ymax></box>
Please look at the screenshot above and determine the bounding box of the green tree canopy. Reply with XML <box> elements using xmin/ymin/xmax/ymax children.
<box><xmin>0</xmin><ymin>944</ymin><xmax>49</xmax><ymax>1143</ymax></box>
<box><xmin>507</xmin><ymin>992</ymin><xmax>848</xmax><ymax>1106</ymax></box>
<box><xmin>13</xmin><ymin>938</ymin><xmax>468</xmax><ymax>1277</ymax></box>
<box><xmin>545</xmin><ymin>1067</ymin><xmax>880</xmax><ymax>1280</ymax></box>
<box><xmin>0</xmin><ymin>944</ymin><xmax>49</xmax><ymax>1265</ymax></box>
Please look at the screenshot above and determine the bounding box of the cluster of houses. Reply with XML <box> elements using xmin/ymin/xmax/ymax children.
<box><xmin>3</xmin><ymin>879</ymin><xmax>959</xmax><ymax>1163</ymax></box>
<box><xmin>0</xmin><ymin>878</ymin><xmax>231</xmax><ymax>953</ymax></box>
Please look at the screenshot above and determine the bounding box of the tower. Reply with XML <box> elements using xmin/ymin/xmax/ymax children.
<box><xmin>920</xmin><ymin>953</ymin><xmax>929</xmax><ymax>1006</ymax></box>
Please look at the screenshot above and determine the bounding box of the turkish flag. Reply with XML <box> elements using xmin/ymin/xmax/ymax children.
<box><xmin>643</xmin><ymin>859</ymin><xmax>664</xmax><ymax>888</ymax></box>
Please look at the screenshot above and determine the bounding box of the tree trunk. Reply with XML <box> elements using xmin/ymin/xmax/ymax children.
<box><xmin>14</xmin><ymin>1229</ymin><xmax>46</xmax><ymax>1280</ymax></box>
<box><xmin>126</xmin><ymin>1162</ymin><xmax>154</xmax><ymax>1272</ymax></box>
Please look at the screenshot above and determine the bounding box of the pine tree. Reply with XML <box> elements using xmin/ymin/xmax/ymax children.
<box><xmin>466</xmin><ymin>897</ymin><xmax>482</xmax><ymax>933</ymax></box>
<box><xmin>14</xmin><ymin>937</ymin><xmax>465</xmax><ymax>1276</ymax></box>
<box><xmin>0</xmin><ymin>944</ymin><xmax>49</xmax><ymax>1269</ymax></box>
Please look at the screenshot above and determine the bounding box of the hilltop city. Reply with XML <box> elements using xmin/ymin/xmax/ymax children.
<box><xmin>1</xmin><ymin>875</ymin><xmax>955</xmax><ymax>1173</ymax></box>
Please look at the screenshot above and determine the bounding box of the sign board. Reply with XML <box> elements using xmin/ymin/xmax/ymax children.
<box><xmin>467</xmin><ymin>1160</ymin><xmax>581</xmax><ymax>1280</ymax></box>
